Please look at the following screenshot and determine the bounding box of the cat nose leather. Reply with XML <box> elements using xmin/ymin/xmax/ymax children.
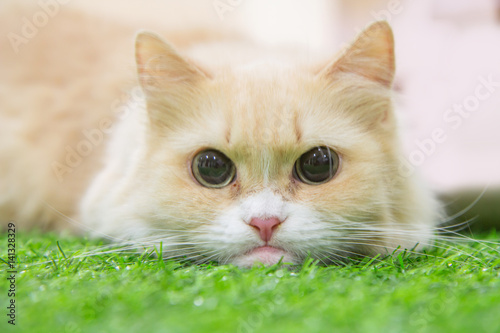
<box><xmin>249</xmin><ymin>217</ymin><xmax>282</xmax><ymax>242</ymax></box>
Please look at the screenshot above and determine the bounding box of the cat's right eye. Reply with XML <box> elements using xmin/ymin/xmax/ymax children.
<box><xmin>192</xmin><ymin>149</ymin><xmax>236</xmax><ymax>188</ymax></box>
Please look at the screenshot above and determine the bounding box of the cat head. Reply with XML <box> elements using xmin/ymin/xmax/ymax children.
<box><xmin>85</xmin><ymin>21</ymin><xmax>437</xmax><ymax>267</ymax></box>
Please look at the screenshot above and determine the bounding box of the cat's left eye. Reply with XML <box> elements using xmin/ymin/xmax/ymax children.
<box><xmin>294</xmin><ymin>146</ymin><xmax>339</xmax><ymax>185</ymax></box>
<box><xmin>192</xmin><ymin>149</ymin><xmax>236</xmax><ymax>188</ymax></box>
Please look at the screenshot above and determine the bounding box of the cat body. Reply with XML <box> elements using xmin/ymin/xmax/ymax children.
<box><xmin>0</xmin><ymin>6</ymin><xmax>440</xmax><ymax>266</ymax></box>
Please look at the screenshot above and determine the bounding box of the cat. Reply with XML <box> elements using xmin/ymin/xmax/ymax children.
<box><xmin>0</xmin><ymin>7</ymin><xmax>440</xmax><ymax>267</ymax></box>
<box><xmin>79</xmin><ymin>21</ymin><xmax>441</xmax><ymax>267</ymax></box>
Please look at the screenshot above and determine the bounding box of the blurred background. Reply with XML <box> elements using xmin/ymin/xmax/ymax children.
<box><xmin>1</xmin><ymin>0</ymin><xmax>499</xmax><ymax>231</ymax></box>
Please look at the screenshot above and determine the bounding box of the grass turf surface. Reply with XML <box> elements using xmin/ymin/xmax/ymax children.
<box><xmin>1</xmin><ymin>231</ymin><xmax>500</xmax><ymax>333</ymax></box>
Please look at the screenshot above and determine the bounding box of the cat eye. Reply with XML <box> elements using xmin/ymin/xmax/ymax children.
<box><xmin>294</xmin><ymin>146</ymin><xmax>339</xmax><ymax>185</ymax></box>
<box><xmin>192</xmin><ymin>149</ymin><xmax>236</xmax><ymax>188</ymax></box>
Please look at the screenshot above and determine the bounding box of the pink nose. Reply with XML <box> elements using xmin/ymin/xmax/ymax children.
<box><xmin>249</xmin><ymin>217</ymin><xmax>282</xmax><ymax>242</ymax></box>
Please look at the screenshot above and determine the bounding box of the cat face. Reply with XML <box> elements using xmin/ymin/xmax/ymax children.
<box><xmin>82</xmin><ymin>22</ymin><xmax>437</xmax><ymax>267</ymax></box>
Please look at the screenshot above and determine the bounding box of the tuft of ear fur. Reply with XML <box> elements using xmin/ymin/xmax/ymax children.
<box><xmin>135</xmin><ymin>31</ymin><xmax>208</xmax><ymax>91</ymax></box>
<box><xmin>319</xmin><ymin>21</ymin><xmax>395</xmax><ymax>88</ymax></box>
<box><xmin>135</xmin><ymin>32</ymin><xmax>210</xmax><ymax>128</ymax></box>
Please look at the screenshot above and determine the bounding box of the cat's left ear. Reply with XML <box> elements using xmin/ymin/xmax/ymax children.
<box><xmin>135</xmin><ymin>31</ymin><xmax>210</xmax><ymax>93</ymax></box>
<box><xmin>319</xmin><ymin>21</ymin><xmax>395</xmax><ymax>87</ymax></box>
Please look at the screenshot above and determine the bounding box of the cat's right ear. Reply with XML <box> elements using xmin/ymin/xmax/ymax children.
<box><xmin>318</xmin><ymin>21</ymin><xmax>395</xmax><ymax>87</ymax></box>
<box><xmin>135</xmin><ymin>31</ymin><xmax>209</xmax><ymax>94</ymax></box>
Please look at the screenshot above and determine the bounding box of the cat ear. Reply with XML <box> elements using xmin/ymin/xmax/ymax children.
<box><xmin>135</xmin><ymin>31</ymin><xmax>209</xmax><ymax>93</ymax></box>
<box><xmin>319</xmin><ymin>21</ymin><xmax>395</xmax><ymax>87</ymax></box>
<box><xmin>135</xmin><ymin>31</ymin><xmax>211</xmax><ymax>128</ymax></box>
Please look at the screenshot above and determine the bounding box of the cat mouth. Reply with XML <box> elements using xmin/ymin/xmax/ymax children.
<box><xmin>247</xmin><ymin>245</ymin><xmax>284</xmax><ymax>256</ymax></box>
<box><xmin>231</xmin><ymin>245</ymin><xmax>295</xmax><ymax>267</ymax></box>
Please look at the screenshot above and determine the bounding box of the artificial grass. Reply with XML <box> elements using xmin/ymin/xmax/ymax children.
<box><xmin>1</xmin><ymin>231</ymin><xmax>500</xmax><ymax>333</ymax></box>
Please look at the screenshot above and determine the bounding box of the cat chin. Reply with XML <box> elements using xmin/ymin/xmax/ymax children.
<box><xmin>230</xmin><ymin>246</ymin><xmax>297</xmax><ymax>268</ymax></box>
